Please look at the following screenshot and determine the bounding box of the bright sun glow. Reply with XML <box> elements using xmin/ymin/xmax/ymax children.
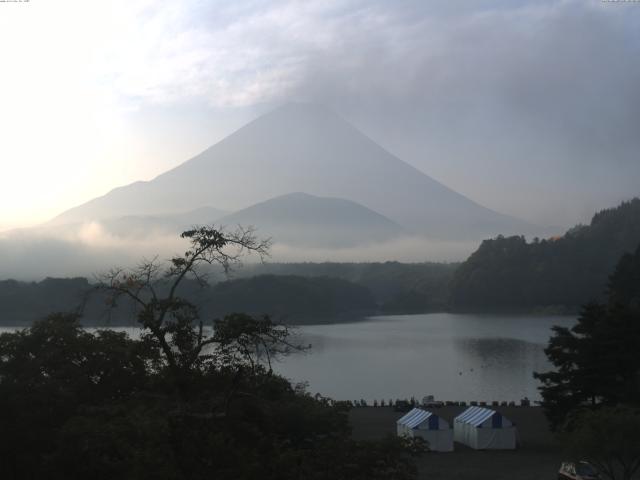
<box><xmin>1</xmin><ymin>0</ymin><xmax>638</xmax><ymax>232</ymax></box>
<box><xmin>0</xmin><ymin>2</ymin><xmax>128</xmax><ymax>229</ymax></box>
<box><xmin>0</xmin><ymin>1</ymin><xmax>186</xmax><ymax>230</ymax></box>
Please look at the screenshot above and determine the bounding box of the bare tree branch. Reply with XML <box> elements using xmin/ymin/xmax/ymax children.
<box><xmin>95</xmin><ymin>224</ymin><xmax>277</xmax><ymax>394</ymax></box>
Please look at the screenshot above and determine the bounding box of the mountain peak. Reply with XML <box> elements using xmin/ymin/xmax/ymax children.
<box><xmin>219</xmin><ymin>192</ymin><xmax>403</xmax><ymax>248</ymax></box>
<box><xmin>267</xmin><ymin>101</ymin><xmax>335</xmax><ymax>117</ymax></box>
<box><xmin>50</xmin><ymin>103</ymin><xmax>536</xmax><ymax>241</ymax></box>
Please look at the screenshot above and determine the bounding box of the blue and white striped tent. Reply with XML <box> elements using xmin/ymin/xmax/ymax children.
<box><xmin>453</xmin><ymin>406</ymin><xmax>516</xmax><ymax>450</ymax></box>
<box><xmin>396</xmin><ymin>408</ymin><xmax>453</xmax><ymax>452</ymax></box>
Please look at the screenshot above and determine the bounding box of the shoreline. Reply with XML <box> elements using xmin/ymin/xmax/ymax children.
<box><xmin>0</xmin><ymin>308</ymin><xmax>577</xmax><ymax>329</ymax></box>
<box><xmin>350</xmin><ymin>405</ymin><xmax>562</xmax><ymax>480</ymax></box>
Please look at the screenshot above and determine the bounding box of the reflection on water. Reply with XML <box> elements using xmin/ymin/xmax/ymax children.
<box><xmin>0</xmin><ymin>313</ymin><xmax>574</xmax><ymax>403</ymax></box>
<box><xmin>275</xmin><ymin>313</ymin><xmax>574</xmax><ymax>402</ymax></box>
<box><xmin>453</xmin><ymin>337</ymin><xmax>551</xmax><ymax>402</ymax></box>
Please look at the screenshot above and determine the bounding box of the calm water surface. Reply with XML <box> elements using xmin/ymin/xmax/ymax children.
<box><xmin>0</xmin><ymin>313</ymin><xmax>574</xmax><ymax>403</ymax></box>
<box><xmin>278</xmin><ymin>313</ymin><xmax>574</xmax><ymax>403</ymax></box>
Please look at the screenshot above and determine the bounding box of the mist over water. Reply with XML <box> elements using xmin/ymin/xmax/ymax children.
<box><xmin>0</xmin><ymin>224</ymin><xmax>477</xmax><ymax>280</ymax></box>
<box><xmin>0</xmin><ymin>103</ymin><xmax>560</xmax><ymax>279</ymax></box>
<box><xmin>0</xmin><ymin>3</ymin><xmax>638</xmax><ymax>479</ymax></box>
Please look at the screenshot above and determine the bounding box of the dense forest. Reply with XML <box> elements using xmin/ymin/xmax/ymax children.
<box><xmin>450</xmin><ymin>198</ymin><xmax>640</xmax><ymax>311</ymax></box>
<box><xmin>0</xmin><ymin>275</ymin><xmax>375</xmax><ymax>326</ymax></box>
<box><xmin>238</xmin><ymin>262</ymin><xmax>458</xmax><ymax>313</ymax></box>
<box><xmin>0</xmin><ymin>277</ymin><xmax>93</xmax><ymax>325</ymax></box>
<box><xmin>530</xmin><ymin>244</ymin><xmax>640</xmax><ymax>479</ymax></box>
<box><xmin>535</xmin><ymin>242</ymin><xmax>640</xmax><ymax>429</ymax></box>
<box><xmin>0</xmin><ymin>227</ymin><xmax>424</xmax><ymax>479</ymax></box>
<box><xmin>207</xmin><ymin>275</ymin><xmax>375</xmax><ymax>323</ymax></box>
<box><xmin>1</xmin><ymin>199</ymin><xmax>639</xmax><ymax>324</ymax></box>
<box><xmin>0</xmin><ymin>263</ymin><xmax>457</xmax><ymax>326</ymax></box>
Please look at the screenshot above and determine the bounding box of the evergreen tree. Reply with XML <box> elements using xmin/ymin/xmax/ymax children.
<box><xmin>451</xmin><ymin>199</ymin><xmax>640</xmax><ymax>310</ymax></box>
<box><xmin>535</xmin><ymin>244</ymin><xmax>640</xmax><ymax>430</ymax></box>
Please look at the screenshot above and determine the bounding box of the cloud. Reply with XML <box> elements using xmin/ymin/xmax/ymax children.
<box><xmin>0</xmin><ymin>222</ymin><xmax>189</xmax><ymax>280</ymax></box>
<box><xmin>286</xmin><ymin>0</ymin><xmax>640</xmax><ymax>225</ymax></box>
<box><xmin>2</xmin><ymin>0</ymin><xmax>637</xmax><ymax>230</ymax></box>
<box><xmin>97</xmin><ymin>1</ymin><xmax>639</xmax><ymax>116</ymax></box>
<box><xmin>269</xmin><ymin>235</ymin><xmax>476</xmax><ymax>263</ymax></box>
<box><xmin>91</xmin><ymin>0</ymin><xmax>640</xmax><ymax>226</ymax></box>
<box><xmin>0</xmin><ymin>221</ymin><xmax>471</xmax><ymax>280</ymax></box>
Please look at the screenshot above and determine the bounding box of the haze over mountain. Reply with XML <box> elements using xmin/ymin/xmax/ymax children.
<box><xmin>52</xmin><ymin>103</ymin><xmax>536</xmax><ymax>241</ymax></box>
<box><xmin>19</xmin><ymin>206</ymin><xmax>227</xmax><ymax>240</ymax></box>
<box><xmin>218</xmin><ymin>192</ymin><xmax>403</xmax><ymax>248</ymax></box>
<box><xmin>0</xmin><ymin>103</ymin><xmax>554</xmax><ymax>279</ymax></box>
<box><xmin>98</xmin><ymin>207</ymin><xmax>227</xmax><ymax>239</ymax></box>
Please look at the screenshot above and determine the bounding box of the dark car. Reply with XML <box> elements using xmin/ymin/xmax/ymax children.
<box><xmin>558</xmin><ymin>461</ymin><xmax>600</xmax><ymax>480</ymax></box>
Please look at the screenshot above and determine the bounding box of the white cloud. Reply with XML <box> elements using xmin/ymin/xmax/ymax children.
<box><xmin>269</xmin><ymin>236</ymin><xmax>475</xmax><ymax>263</ymax></box>
<box><xmin>1</xmin><ymin>0</ymin><xmax>638</xmax><ymax>230</ymax></box>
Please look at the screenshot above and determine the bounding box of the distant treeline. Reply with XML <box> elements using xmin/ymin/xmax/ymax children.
<box><xmin>2</xmin><ymin>198</ymin><xmax>639</xmax><ymax>324</ymax></box>
<box><xmin>236</xmin><ymin>262</ymin><xmax>458</xmax><ymax>313</ymax></box>
<box><xmin>206</xmin><ymin>275</ymin><xmax>375</xmax><ymax>322</ymax></box>
<box><xmin>0</xmin><ymin>263</ymin><xmax>457</xmax><ymax>326</ymax></box>
<box><xmin>450</xmin><ymin>198</ymin><xmax>640</xmax><ymax>311</ymax></box>
<box><xmin>0</xmin><ymin>277</ymin><xmax>93</xmax><ymax>325</ymax></box>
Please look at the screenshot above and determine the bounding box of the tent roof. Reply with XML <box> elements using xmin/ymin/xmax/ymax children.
<box><xmin>397</xmin><ymin>408</ymin><xmax>435</xmax><ymax>429</ymax></box>
<box><xmin>455</xmin><ymin>406</ymin><xmax>500</xmax><ymax>427</ymax></box>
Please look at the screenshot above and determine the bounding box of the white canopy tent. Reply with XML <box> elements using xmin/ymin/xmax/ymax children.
<box><xmin>453</xmin><ymin>406</ymin><xmax>516</xmax><ymax>450</ymax></box>
<box><xmin>396</xmin><ymin>408</ymin><xmax>453</xmax><ymax>452</ymax></box>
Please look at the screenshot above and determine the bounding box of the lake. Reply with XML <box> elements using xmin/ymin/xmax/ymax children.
<box><xmin>0</xmin><ymin>313</ymin><xmax>574</xmax><ymax>403</ymax></box>
<box><xmin>276</xmin><ymin>313</ymin><xmax>574</xmax><ymax>403</ymax></box>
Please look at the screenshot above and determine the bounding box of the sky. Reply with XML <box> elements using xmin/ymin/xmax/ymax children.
<box><xmin>1</xmin><ymin>0</ymin><xmax>639</xmax><ymax>231</ymax></box>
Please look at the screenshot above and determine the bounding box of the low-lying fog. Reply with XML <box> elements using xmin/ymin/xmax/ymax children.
<box><xmin>0</xmin><ymin>221</ymin><xmax>476</xmax><ymax>280</ymax></box>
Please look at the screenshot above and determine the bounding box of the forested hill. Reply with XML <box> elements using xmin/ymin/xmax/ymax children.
<box><xmin>206</xmin><ymin>275</ymin><xmax>375</xmax><ymax>323</ymax></box>
<box><xmin>2</xmin><ymin>265</ymin><xmax>457</xmax><ymax>325</ymax></box>
<box><xmin>0</xmin><ymin>275</ymin><xmax>378</xmax><ymax>326</ymax></box>
<box><xmin>0</xmin><ymin>277</ymin><xmax>91</xmax><ymax>324</ymax></box>
<box><xmin>237</xmin><ymin>262</ymin><xmax>457</xmax><ymax>313</ymax></box>
<box><xmin>450</xmin><ymin>198</ymin><xmax>640</xmax><ymax>310</ymax></box>
<box><xmin>5</xmin><ymin>198</ymin><xmax>637</xmax><ymax>321</ymax></box>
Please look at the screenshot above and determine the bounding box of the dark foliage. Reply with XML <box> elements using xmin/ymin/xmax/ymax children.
<box><xmin>0</xmin><ymin>313</ymin><xmax>423</xmax><ymax>480</ymax></box>
<box><xmin>451</xmin><ymin>199</ymin><xmax>640</xmax><ymax>310</ymax></box>
<box><xmin>534</xmin><ymin>244</ymin><xmax>640</xmax><ymax>430</ymax></box>
<box><xmin>0</xmin><ymin>277</ymin><xmax>91</xmax><ymax>324</ymax></box>
<box><xmin>241</xmin><ymin>261</ymin><xmax>458</xmax><ymax>313</ymax></box>
<box><xmin>0</xmin><ymin>262</ymin><xmax>457</xmax><ymax>326</ymax></box>
<box><xmin>208</xmin><ymin>274</ymin><xmax>376</xmax><ymax>322</ymax></box>
<box><xmin>561</xmin><ymin>406</ymin><xmax>640</xmax><ymax>480</ymax></box>
<box><xmin>0</xmin><ymin>226</ymin><xmax>424</xmax><ymax>479</ymax></box>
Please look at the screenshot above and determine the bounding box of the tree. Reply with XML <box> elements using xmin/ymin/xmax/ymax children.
<box><xmin>0</xmin><ymin>313</ymin><xmax>157</xmax><ymax>479</ymax></box>
<box><xmin>450</xmin><ymin>198</ymin><xmax>640</xmax><ymax>310</ymax></box>
<box><xmin>0</xmin><ymin>314</ymin><xmax>424</xmax><ymax>480</ymax></box>
<box><xmin>100</xmin><ymin>227</ymin><xmax>271</xmax><ymax>386</ymax></box>
<box><xmin>0</xmin><ymin>225</ymin><xmax>426</xmax><ymax>479</ymax></box>
<box><xmin>534</xmin><ymin>244</ymin><xmax>640</xmax><ymax>430</ymax></box>
<box><xmin>562</xmin><ymin>407</ymin><xmax>640</xmax><ymax>480</ymax></box>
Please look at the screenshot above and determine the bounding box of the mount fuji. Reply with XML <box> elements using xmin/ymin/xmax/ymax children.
<box><xmin>52</xmin><ymin>103</ymin><xmax>535</xmax><ymax>241</ymax></box>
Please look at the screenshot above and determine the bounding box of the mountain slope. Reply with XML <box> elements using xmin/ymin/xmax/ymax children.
<box><xmin>52</xmin><ymin>103</ymin><xmax>534</xmax><ymax>240</ymax></box>
<box><xmin>219</xmin><ymin>192</ymin><xmax>403</xmax><ymax>248</ymax></box>
<box><xmin>100</xmin><ymin>206</ymin><xmax>226</xmax><ymax>238</ymax></box>
<box><xmin>450</xmin><ymin>198</ymin><xmax>640</xmax><ymax>309</ymax></box>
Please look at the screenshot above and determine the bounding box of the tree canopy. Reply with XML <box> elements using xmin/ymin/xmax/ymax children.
<box><xmin>208</xmin><ymin>274</ymin><xmax>375</xmax><ymax>322</ymax></box>
<box><xmin>0</xmin><ymin>226</ymin><xmax>424</xmax><ymax>480</ymax></box>
<box><xmin>0</xmin><ymin>261</ymin><xmax>458</xmax><ymax>326</ymax></box>
<box><xmin>534</xmin><ymin>243</ymin><xmax>640</xmax><ymax>430</ymax></box>
<box><xmin>451</xmin><ymin>198</ymin><xmax>640</xmax><ymax>310</ymax></box>
<box><xmin>561</xmin><ymin>407</ymin><xmax>640</xmax><ymax>480</ymax></box>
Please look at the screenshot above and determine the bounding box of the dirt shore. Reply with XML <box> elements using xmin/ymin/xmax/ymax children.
<box><xmin>349</xmin><ymin>406</ymin><xmax>563</xmax><ymax>480</ymax></box>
